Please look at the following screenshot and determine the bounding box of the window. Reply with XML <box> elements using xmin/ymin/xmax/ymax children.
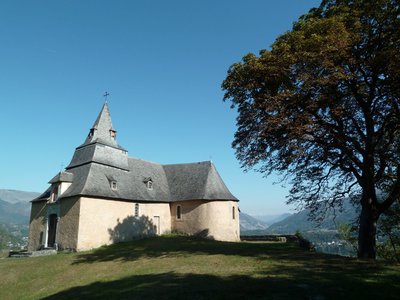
<box><xmin>51</xmin><ymin>185</ymin><xmax>59</xmax><ymax>202</ymax></box>
<box><xmin>111</xmin><ymin>181</ymin><xmax>117</xmax><ymax>190</ymax></box>
<box><xmin>147</xmin><ymin>180</ymin><xmax>153</xmax><ymax>190</ymax></box>
<box><xmin>143</xmin><ymin>177</ymin><xmax>153</xmax><ymax>190</ymax></box>
<box><xmin>176</xmin><ymin>205</ymin><xmax>182</xmax><ymax>220</ymax></box>
<box><xmin>135</xmin><ymin>203</ymin><xmax>139</xmax><ymax>217</ymax></box>
<box><xmin>232</xmin><ymin>206</ymin><xmax>235</xmax><ymax>220</ymax></box>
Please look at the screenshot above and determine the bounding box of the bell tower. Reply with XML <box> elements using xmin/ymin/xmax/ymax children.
<box><xmin>66</xmin><ymin>102</ymin><xmax>129</xmax><ymax>171</ymax></box>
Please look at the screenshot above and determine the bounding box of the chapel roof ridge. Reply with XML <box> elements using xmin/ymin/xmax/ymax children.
<box><xmin>127</xmin><ymin>156</ymin><xmax>162</xmax><ymax>165</ymax></box>
<box><xmin>162</xmin><ymin>160</ymin><xmax>213</xmax><ymax>167</ymax></box>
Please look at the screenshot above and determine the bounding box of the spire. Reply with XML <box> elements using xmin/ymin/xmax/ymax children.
<box><xmin>84</xmin><ymin>102</ymin><xmax>119</xmax><ymax>148</ymax></box>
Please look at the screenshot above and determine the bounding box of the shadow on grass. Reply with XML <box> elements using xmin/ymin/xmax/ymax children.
<box><xmin>72</xmin><ymin>235</ymin><xmax>398</xmax><ymax>273</ymax></box>
<box><xmin>42</xmin><ymin>267</ymin><xmax>400</xmax><ymax>300</ymax></box>
<box><xmin>41</xmin><ymin>272</ymin><xmax>294</xmax><ymax>300</ymax></box>
<box><xmin>68</xmin><ymin>236</ymin><xmax>400</xmax><ymax>299</ymax></box>
<box><xmin>72</xmin><ymin>235</ymin><xmax>301</xmax><ymax>264</ymax></box>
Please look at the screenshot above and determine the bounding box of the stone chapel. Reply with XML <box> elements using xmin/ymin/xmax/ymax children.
<box><xmin>28</xmin><ymin>102</ymin><xmax>240</xmax><ymax>251</ymax></box>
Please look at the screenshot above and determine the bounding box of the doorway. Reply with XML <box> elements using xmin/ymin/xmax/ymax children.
<box><xmin>153</xmin><ymin>216</ymin><xmax>160</xmax><ymax>235</ymax></box>
<box><xmin>47</xmin><ymin>214</ymin><xmax>58</xmax><ymax>248</ymax></box>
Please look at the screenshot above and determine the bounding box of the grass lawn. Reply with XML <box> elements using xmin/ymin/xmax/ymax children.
<box><xmin>0</xmin><ymin>235</ymin><xmax>399</xmax><ymax>299</ymax></box>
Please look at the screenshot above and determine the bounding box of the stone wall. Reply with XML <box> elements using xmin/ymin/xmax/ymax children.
<box><xmin>76</xmin><ymin>197</ymin><xmax>171</xmax><ymax>251</ymax></box>
<box><xmin>171</xmin><ymin>200</ymin><xmax>240</xmax><ymax>242</ymax></box>
<box><xmin>57</xmin><ymin>197</ymin><xmax>81</xmax><ymax>250</ymax></box>
<box><xmin>27</xmin><ymin>201</ymin><xmax>48</xmax><ymax>251</ymax></box>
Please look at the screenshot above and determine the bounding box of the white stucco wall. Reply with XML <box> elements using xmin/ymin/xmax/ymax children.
<box><xmin>59</xmin><ymin>182</ymin><xmax>72</xmax><ymax>196</ymax></box>
<box><xmin>76</xmin><ymin>197</ymin><xmax>171</xmax><ymax>251</ymax></box>
<box><xmin>171</xmin><ymin>200</ymin><xmax>240</xmax><ymax>242</ymax></box>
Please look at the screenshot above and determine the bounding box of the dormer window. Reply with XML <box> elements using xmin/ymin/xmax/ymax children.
<box><xmin>111</xmin><ymin>181</ymin><xmax>117</xmax><ymax>190</ymax></box>
<box><xmin>147</xmin><ymin>180</ymin><xmax>153</xmax><ymax>190</ymax></box>
<box><xmin>143</xmin><ymin>177</ymin><xmax>153</xmax><ymax>190</ymax></box>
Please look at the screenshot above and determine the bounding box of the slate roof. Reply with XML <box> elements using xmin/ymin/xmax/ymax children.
<box><xmin>32</xmin><ymin>103</ymin><xmax>238</xmax><ymax>203</ymax></box>
<box><xmin>163</xmin><ymin>161</ymin><xmax>237</xmax><ymax>201</ymax></box>
<box><xmin>49</xmin><ymin>172</ymin><xmax>74</xmax><ymax>184</ymax></box>
<box><xmin>31</xmin><ymin>187</ymin><xmax>52</xmax><ymax>202</ymax></box>
<box><xmin>78</xmin><ymin>102</ymin><xmax>126</xmax><ymax>151</ymax></box>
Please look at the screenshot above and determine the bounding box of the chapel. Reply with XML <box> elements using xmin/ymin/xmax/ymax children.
<box><xmin>28</xmin><ymin>102</ymin><xmax>240</xmax><ymax>251</ymax></box>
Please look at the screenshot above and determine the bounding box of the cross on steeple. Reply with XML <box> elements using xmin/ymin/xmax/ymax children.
<box><xmin>103</xmin><ymin>91</ymin><xmax>110</xmax><ymax>102</ymax></box>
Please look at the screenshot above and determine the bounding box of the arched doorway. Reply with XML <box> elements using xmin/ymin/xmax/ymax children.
<box><xmin>47</xmin><ymin>214</ymin><xmax>58</xmax><ymax>248</ymax></box>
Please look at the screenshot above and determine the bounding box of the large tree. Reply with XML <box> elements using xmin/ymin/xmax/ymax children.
<box><xmin>222</xmin><ymin>0</ymin><xmax>400</xmax><ymax>259</ymax></box>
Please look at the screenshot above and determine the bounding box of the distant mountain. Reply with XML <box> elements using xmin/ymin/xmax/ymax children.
<box><xmin>240</xmin><ymin>212</ymin><xmax>269</xmax><ymax>232</ymax></box>
<box><xmin>0</xmin><ymin>189</ymin><xmax>39</xmax><ymax>250</ymax></box>
<box><xmin>266</xmin><ymin>201</ymin><xmax>359</xmax><ymax>234</ymax></box>
<box><xmin>0</xmin><ymin>189</ymin><xmax>39</xmax><ymax>225</ymax></box>
<box><xmin>0</xmin><ymin>199</ymin><xmax>31</xmax><ymax>224</ymax></box>
<box><xmin>0</xmin><ymin>189</ymin><xmax>40</xmax><ymax>204</ymax></box>
<box><xmin>253</xmin><ymin>213</ymin><xmax>292</xmax><ymax>226</ymax></box>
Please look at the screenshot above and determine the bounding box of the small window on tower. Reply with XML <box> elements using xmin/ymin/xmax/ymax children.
<box><xmin>111</xmin><ymin>181</ymin><xmax>117</xmax><ymax>190</ymax></box>
<box><xmin>232</xmin><ymin>206</ymin><xmax>235</xmax><ymax>220</ymax></box>
<box><xmin>147</xmin><ymin>180</ymin><xmax>153</xmax><ymax>190</ymax></box>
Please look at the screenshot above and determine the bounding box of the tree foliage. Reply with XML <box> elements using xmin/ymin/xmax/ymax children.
<box><xmin>222</xmin><ymin>0</ymin><xmax>400</xmax><ymax>258</ymax></box>
<box><xmin>377</xmin><ymin>200</ymin><xmax>400</xmax><ymax>261</ymax></box>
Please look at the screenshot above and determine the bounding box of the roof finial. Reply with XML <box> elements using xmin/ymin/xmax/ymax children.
<box><xmin>103</xmin><ymin>91</ymin><xmax>110</xmax><ymax>103</ymax></box>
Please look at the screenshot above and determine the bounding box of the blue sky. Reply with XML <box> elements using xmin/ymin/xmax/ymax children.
<box><xmin>0</xmin><ymin>0</ymin><xmax>320</xmax><ymax>215</ymax></box>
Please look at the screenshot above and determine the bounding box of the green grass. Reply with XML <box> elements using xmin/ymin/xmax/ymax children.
<box><xmin>0</xmin><ymin>235</ymin><xmax>399</xmax><ymax>299</ymax></box>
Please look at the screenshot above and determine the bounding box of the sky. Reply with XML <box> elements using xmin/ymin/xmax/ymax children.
<box><xmin>0</xmin><ymin>0</ymin><xmax>321</xmax><ymax>216</ymax></box>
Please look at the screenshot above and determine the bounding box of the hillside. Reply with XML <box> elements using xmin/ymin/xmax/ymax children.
<box><xmin>240</xmin><ymin>212</ymin><xmax>268</xmax><ymax>232</ymax></box>
<box><xmin>1</xmin><ymin>235</ymin><xmax>399</xmax><ymax>300</ymax></box>
<box><xmin>253</xmin><ymin>213</ymin><xmax>292</xmax><ymax>226</ymax></box>
<box><xmin>0</xmin><ymin>189</ymin><xmax>39</xmax><ymax>250</ymax></box>
<box><xmin>0</xmin><ymin>189</ymin><xmax>39</xmax><ymax>225</ymax></box>
<box><xmin>0</xmin><ymin>189</ymin><xmax>40</xmax><ymax>204</ymax></box>
<box><xmin>0</xmin><ymin>199</ymin><xmax>31</xmax><ymax>224</ymax></box>
<box><xmin>267</xmin><ymin>201</ymin><xmax>358</xmax><ymax>234</ymax></box>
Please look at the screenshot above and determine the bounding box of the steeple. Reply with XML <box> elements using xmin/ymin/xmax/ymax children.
<box><xmin>66</xmin><ymin>102</ymin><xmax>128</xmax><ymax>171</ymax></box>
<box><xmin>83</xmin><ymin>102</ymin><xmax>120</xmax><ymax>149</ymax></box>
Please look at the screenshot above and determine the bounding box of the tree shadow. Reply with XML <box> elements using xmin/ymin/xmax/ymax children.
<box><xmin>108</xmin><ymin>215</ymin><xmax>156</xmax><ymax>243</ymax></box>
<box><xmin>72</xmin><ymin>234</ymin><xmax>398</xmax><ymax>298</ymax></box>
<box><xmin>73</xmin><ymin>235</ymin><xmax>299</xmax><ymax>264</ymax></box>
<box><xmin>41</xmin><ymin>266</ymin><xmax>400</xmax><ymax>300</ymax></box>
<box><xmin>39</xmin><ymin>272</ymin><xmax>312</xmax><ymax>300</ymax></box>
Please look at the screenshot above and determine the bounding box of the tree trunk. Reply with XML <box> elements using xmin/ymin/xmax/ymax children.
<box><xmin>358</xmin><ymin>200</ymin><xmax>378</xmax><ymax>259</ymax></box>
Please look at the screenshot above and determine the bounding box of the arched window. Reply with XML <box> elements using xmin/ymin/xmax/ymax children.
<box><xmin>232</xmin><ymin>206</ymin><xmax>235</xmax><ymax>220</ymax></box>
<box><xmin>176</xmin><ymin>205</ymin><xmax>182</xmax><ymax>220</ymax></box>
<box><xmin>135</xmin><ymin>203</ymin><xmax>139</xmax><ymax>217</ymax></box>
